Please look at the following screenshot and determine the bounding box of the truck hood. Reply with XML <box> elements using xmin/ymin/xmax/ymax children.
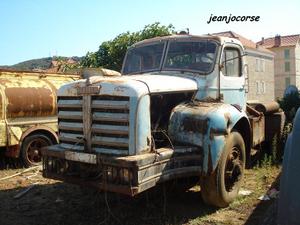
<box><xmin>58</xmin><ymin>74</ymin><xmax>198</xmax><ymax>97</ymax></box>
<box><xmin>129</xmin><ymin>74</ymin><xmax>197</xmax><ymax>93</ymax></box>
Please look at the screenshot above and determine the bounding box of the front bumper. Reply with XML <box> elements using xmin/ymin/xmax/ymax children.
<box><xmin>42</xmin><ymin>144</ymin><xmax>203</xmax><ymax>196</ymax></box>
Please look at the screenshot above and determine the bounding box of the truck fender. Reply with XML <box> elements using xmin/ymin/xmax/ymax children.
<box><xmin>168</xmin><ymin>102</ymin><xmax>251</xmax><ymax>175</ymax></box>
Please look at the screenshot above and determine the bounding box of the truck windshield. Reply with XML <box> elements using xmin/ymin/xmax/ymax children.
<box><xmin>123</xmin><ymin>40</ymin><xmax>218</xmax><ymax>75</ymax></box>
<box><xmin>163</xmin><ymin>41</ymin><xmax>217</xmax><ymax>73</ymax></box>
<box><xmin>123</xmin><ymin>43</ymin><xmax>165</xmax><ymax>74</ymax></box>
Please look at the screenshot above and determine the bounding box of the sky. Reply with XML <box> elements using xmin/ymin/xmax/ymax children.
<box><xmin>0</xmin><ymin>0</ymin><xmax>299</xmax><ymax>65</ymax></box>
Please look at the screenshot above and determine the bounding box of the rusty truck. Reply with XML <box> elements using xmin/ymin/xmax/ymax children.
<box><xmin>0</xmin><ymin>69</ymin><xmax>80</xmax><ymax>167</ymax></box>
<box><xmin>42</xmin><ymin>34</ymin><xmax>285</xmax><ymax>207</ymax></box>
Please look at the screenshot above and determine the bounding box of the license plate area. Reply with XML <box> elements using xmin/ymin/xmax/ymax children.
<box><xmin>65</xmin><ymin>151</ymin><xmax>97</xmax><ymax>164</ymax></box>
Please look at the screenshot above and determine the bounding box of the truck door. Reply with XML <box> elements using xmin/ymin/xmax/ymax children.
<box><xmin>220</xmin><ymin>45</ymin><xmax>246</xmax><ymax>110</ymax></box>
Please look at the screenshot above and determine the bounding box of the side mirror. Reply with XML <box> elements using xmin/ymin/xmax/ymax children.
<box><xmin>244</xmin><ymin>64</ymin><xmax>249</xmax><ymax>93</ymax></box>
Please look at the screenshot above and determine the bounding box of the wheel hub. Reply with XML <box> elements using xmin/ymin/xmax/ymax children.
<box><xmin>26</xmin><ymin>138</ymin><xmax>49</xmax><ymax>164</ymax></box>
<box><xmin>225</xmin><ymin>147</ymin><xmax>243</xmax><ymax>192</ymax></box>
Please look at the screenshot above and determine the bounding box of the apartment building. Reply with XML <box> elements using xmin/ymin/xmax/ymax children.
<box><xmin>257</xmin><ymin>34</ymin><xmax>300</xmax><ymax>99</ymax></box>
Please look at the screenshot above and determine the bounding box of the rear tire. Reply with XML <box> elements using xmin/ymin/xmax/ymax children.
<box><xmin>21</xmin><ymin>134</ymin><xmax>54</xmax><ymax>167</ymax></box>
<box><xmin>201</xmin><ymin>131</ymin><xmax>246</xmax><ymax>207</ymax></box>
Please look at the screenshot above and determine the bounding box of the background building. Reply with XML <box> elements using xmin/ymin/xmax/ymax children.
<box><xmin>257</xmin><ymin>34</ymin><xmax>300</xmax><ymax>99</ymax></box>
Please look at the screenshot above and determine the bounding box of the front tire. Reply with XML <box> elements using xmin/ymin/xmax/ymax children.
<box><xmin>201</xmin><ymin>131</ymin><xmax>246</xmax><ymax>207</ymax></box>
<box><xmin>21</xmin><ymin>134</ymin><xmax>54</xmax><ymax>167</ymax></box>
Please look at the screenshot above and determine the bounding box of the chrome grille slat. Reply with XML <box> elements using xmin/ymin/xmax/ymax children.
<box><xmin>58</xmin><ymin>111</ymin><xmax>83</xmax><ymax>120</ymax></box>
<box><xmin>93</xmin><ymin>112</ymin><xmax>129</xmax><ymax>123</ymax></box>
<box><xmin>59</xmin><ymin>122</ymin><xmax>83</xmax><ymax>132</ymax></box>
<box><xmin>92</xmin><ymin>100</ymin><xmax>129</xmax><ymax>110</ymax></box>
<box><xmin>59</xmin><ymin>132</ymin><xmax>84</xmax><ymax>144</ymax></box>
<box><xmin>58</xmin><ymin>99</ymin><xmax>82</xmax><ymax>108</ymax></box>
<box><xmin>92</xmin><ymin>124</ymin><xmax>129</xmax><ymax>135</ymax></box>
<box><xmin>92</xmin><ymin>136</ymin><xmax>129</xmax><ymax>147</ymax></box>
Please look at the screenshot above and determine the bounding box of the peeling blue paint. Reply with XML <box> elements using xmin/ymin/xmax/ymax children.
<box><xmin>169</xmin><ymin>102</ymin><xmax>249</xmax><ymax>174</ymax></box>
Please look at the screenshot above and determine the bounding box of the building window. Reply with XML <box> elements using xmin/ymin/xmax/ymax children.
<box><xmin>256</xmin><ymin>81</ymin><xmax>260</xmax><ymax>94</ymax></box>
<box><xmin>255</xmin><ymin>58</ymin><xmax>265</xmax><ymax>72</ymax></box>
<box><xmin>285</xmin><ymin>62</ymin><xmax>290</xmax><ymax>72</ymax></box>
<box><xmin>285</xmin><ymin>77</ymin><xmax>291</xmax><ymax>88</ymax></box>
<box><xmin>256</xmin><ymin>81</ymin><xmax>266</xmax><ymax>94</ymax></box>
<box><xmin>284</xmin><ymin>49</ymin><xmax>290</xmax><ymax>59</ymax></box>
<box><xmin>261</xmin><ymin>81</ymin><xmax>266</xmax><ymax>94</ymax></box>
<box><xmin>255</xmin><ymin>58</ymin><xmax>259</xmax><ymax>72</ymax></box>
<box><xmin>260</xmin><ymin>59</ymin><xmax>265</xmax><ymax>72</ymax></box>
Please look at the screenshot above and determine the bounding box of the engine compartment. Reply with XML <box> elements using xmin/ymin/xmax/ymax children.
<box><xmin>150</xmin><ymin>91</ymin><xmax>195</xmax><ymax>149</ymax></box>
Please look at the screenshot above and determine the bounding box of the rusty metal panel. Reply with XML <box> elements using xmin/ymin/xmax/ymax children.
<box><xmin>249</xmin><ymin>115</ymin><xmax>265</xmax><ymax>146</ymax></box>
<box><xmin>5</xmin><ymin>87</ymin><xmax>56</xmax><ymax>117</ymax></box>
<box><xmin>0</xmin><ymin>71</ymin><xmax>80</xmax><ymax>119</ymax></box>
<box><xmin>264</xmin><ymin>111</ymin><xmax>285</xmax><ymax>142</ymax></box>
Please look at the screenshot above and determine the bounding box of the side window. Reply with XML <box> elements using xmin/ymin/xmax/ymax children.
<box><xmin>221</xmin><ymin>48</ymin><xmax>241</xmax><ymax>77</ymax></box>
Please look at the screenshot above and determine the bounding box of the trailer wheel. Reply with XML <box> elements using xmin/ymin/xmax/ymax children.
<box><xmin>21</xmin><ymin>134</ymin><xmax>54</xmax><ymax>167</ymax></box>
<box><xmin>201</xmin><ymin>131</ymin><xmax>246</xmax><ymax>207</ymax></box>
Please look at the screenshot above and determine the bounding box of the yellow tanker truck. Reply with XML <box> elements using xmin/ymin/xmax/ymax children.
<box><xmin>0</xmin><ymin>69</ymin><xmax>81</xmax><ymax>167</ymax></box>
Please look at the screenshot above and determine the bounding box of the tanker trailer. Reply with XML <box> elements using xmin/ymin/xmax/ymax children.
<box><xmin>0</xmin><ymin>69</ymin><xmax>80</xmax><ymax>167</ymax></box>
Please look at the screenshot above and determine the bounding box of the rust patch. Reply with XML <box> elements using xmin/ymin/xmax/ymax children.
<box><xmin>224</xmin><ymin>112</ymin><xmax>231</xmax><ymax>128</ymax></box>
<box><xmin>5</xmin><ymin>87</ymin><xmax>56</xmax><ymax>118</ymax></box>
<box><xmin>182</xmin><ymin>117</ymin><xmax>208</xmax><ymax>133</ymax></box>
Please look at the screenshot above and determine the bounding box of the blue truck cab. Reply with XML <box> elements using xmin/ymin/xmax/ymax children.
<box><xmin>42</xmin><ymin>34</ymin><xmax>284</xmax><ymax>207</ymax></box>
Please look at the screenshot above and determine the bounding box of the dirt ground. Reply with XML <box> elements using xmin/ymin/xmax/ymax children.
<box><xmin>0</xmin><ymin>164</ymin><xmax>280</xmax><ymax>225</ymax></box>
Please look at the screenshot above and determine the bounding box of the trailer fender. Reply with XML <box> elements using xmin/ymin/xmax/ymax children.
<box><xmin>5</xmin><ymin>125</ymin><xmax>58</xmax><ymax>158</ymax></box>
<box><xmin>168</xmin><ymin>102</ymin><xmax>250</xmax><ymax>174</ymax></box>
<box><xmin>20</xmin><ymin>125</ymin><xmax>58</xmax><ymax>144</ymax></box>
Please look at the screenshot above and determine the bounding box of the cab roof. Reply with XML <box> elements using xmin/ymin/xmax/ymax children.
<box><xmin>130</xmin><ymin>34</ymin><xmax>243</xmax><ymax>48</ymax></box>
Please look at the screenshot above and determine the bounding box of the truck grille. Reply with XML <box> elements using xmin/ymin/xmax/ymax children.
<box><xmin>58</xmin><ymin>95</ymin><xmax>130</xmax><ymax>155</ymax></box>
<box><xmin>58</xmin><ymin>96</ymin><xmax>84</xmax><ymax>151</ymax></box>
<box><xmin>91</xmin><ymin>96</ymin><xmax>130</xmax><ymax>155</ymax></box>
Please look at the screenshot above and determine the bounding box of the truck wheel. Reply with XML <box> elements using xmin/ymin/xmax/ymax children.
<box><xmin>21</xmin><ymin>134</ymin><xmax>54</xmax><ymax>167</ymax></box>
<box><xmin>201</xmin><ymin>131</ymin><xmax>246</xmax><ymax>207</ymax></box>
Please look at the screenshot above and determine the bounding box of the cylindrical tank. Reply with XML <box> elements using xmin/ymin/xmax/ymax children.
<box><xmin>0</xmin><ymin>70</ymin><xmax>80</xmax><ymax>118</ymax></box>
<box><xmin>254</xmin><ymin>101</ymin><xmax>280</xmax><ymax>115</ymax></box>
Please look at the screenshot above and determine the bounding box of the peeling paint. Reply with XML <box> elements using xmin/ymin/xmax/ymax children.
<box><xmin>169</xmin><ymin>101</ymin><xmax>248</xmax><ymax>174</ymax></box>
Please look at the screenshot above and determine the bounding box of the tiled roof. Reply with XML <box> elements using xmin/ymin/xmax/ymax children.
<box><xmin>257</xmin><ymin>34</ymin><xmax>300</xmax><ymax>48</ymax></box>
<box><xmin>213</xmin><ymin>31</ymin><xmax>273</xmax><ymax>54</ymax></box>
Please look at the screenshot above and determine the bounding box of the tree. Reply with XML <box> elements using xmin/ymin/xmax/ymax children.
<box><xmin>81</xmin><ymin>22</ymin><xmax>175</xmax><ymax>71</ymax></box>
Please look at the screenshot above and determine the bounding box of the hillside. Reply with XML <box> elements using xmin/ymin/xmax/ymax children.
<box><xmin>0</xmin><ymin>56</ymin><xmax>83</xmax><ymax>71</ymax></box>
